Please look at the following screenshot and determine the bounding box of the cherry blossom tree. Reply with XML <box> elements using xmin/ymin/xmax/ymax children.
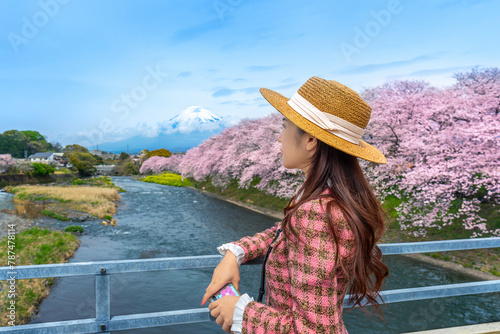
<box><xmin>139</xmin><ymin>156</ymin><xmax>170</xmax><ymax>174</ymax></box>
<box><xmin>0</xmin><ymin>154</ymin><xmax>14</xmax><ymax>174</ymax></box>
<box><xmin>360</xmin><ymin>67</ymin><xmax>499</xmax><ymax>237</ymax></box>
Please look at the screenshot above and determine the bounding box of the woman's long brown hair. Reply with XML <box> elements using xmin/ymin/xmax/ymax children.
<box><xmin>281</xmin><ymin>125</ymin><xmax>390</xmax><ymax>319</ymax></box>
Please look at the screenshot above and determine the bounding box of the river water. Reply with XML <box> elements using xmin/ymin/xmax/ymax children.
<box><xmin>0</xmin><ymin>191</ymin><xmax>14</xmax><ymax>210</ymax></box>
<box><xmin>21</xmin><ymin>177</ymin><xmax>499</xmax><ymax>333</ymax></box>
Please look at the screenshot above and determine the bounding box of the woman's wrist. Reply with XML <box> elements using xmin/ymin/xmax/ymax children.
<box><xmin>231</xmin><ymin>293</ymin><xmax>254</xmax><ymax>333</ymax></box>
<box><xmin>217</xmin><ymin>243</ymin><xmax>245</xmax><ymax>266</ymax></box>
<box><xmin>225</xmin><ymin>250</ymin><xmax>237</xmax><ymax>259</ymax></box>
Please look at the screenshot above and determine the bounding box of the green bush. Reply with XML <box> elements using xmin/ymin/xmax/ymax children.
<box><xmin>73</xmin><ymin>178</ymin><xmax>84</xmax><ymax>185</ymax></box>
<box><xmin>144</xmin><ymin>148</ymin><xmax>172</xmax><ymax>159</ymax></box>
<box><xmin>64</xmin><ymin>225</ymin><xmax>84</xmax><ymax>233</ymax></box>
<box><xmin>32</xmin><ymin>162</ymin><xmax>55</xmax><ymax>176</ymax></box>
<box><xmin>119</xmin><ymin>152</ymin><xmax>130</xmax><ymax>161</ymax></box>
<box><xmin>69</xmin><ymin>152</ymin><xmax>96</xmax><ymax>176</ymax></box>
<box><xmin>122</xmin><ymin>161</ymin><xmax>139</xmax><ymax>175</ymax></box>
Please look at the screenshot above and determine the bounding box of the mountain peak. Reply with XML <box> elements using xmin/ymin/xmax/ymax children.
<box><xmin>169</xmin><ymin>106</ymin><xmax>221</xmax><ymax>124</ymax></box>
<box><xmin>89</xmin><ymin>106</ymin><xmax>226</xmax><ymax>153</ymax></box>
<box><xmin>165</xmin><ymin>106</ymin><xmax>224</xmax><ymax>133</ymax></box>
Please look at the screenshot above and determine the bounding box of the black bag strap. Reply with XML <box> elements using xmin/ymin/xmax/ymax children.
<box><xmin>257</xmin><ymin>228</ymin><xmax>282</xmax><ymax>303</ymax></box>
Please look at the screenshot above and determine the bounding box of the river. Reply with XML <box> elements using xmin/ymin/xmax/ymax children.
<box><xmin>18</xmin><ymin>177</ymin><xmax>499</xmax><ymax>333</ymax></box>
<box><xmin>0</xmin><ymin>190</ymin><xmax>14</xmax><ymax>210</ymax></box>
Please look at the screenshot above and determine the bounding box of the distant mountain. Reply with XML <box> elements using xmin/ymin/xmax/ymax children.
<box><xmin>167</xmin><ymin>106</ymin><xmax>222</xmax><ymax>132</ymax></box>
<box><xmin>95</xmin><ymin>106</ymin><xmax>225</xmax><ymax>154</ymax></box>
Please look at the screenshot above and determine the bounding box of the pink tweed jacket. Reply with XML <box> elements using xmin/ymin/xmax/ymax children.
<box><xmin>230</xmin><ymin>189</ymin><xmax>356</xmax><ymax>333</ymax></box>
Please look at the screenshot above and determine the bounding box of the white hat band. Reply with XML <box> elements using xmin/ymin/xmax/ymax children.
<box><xmin>287</xmin><ymin>92</ymin><xmax>365</xmax><ymax>145</ymax></box>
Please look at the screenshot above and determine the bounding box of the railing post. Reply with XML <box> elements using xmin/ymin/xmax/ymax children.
<box><xmin>96</xmin><ymin>267</ymin><xmax>110</xmax><ymax>334</ymax></box>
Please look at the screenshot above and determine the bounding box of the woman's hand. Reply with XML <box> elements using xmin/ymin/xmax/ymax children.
<box><xmin>208</xmin><ymin>295</ymin><xmax>241</xmax><ymax>333</ymax></box>
<box><xmin>201</xmin><ymin>251</ymin><xmax>240</xmax><ymax>306</ymax></box>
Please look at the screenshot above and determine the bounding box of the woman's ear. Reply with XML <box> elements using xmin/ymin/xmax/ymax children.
<box><xmin>305</xmin><ymin>135</ymin><xmax>318</xmax><ymax>152</ymax></box>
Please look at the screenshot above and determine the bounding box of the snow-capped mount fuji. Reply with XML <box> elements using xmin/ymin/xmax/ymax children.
<box><xmin>96</xmin><ymin>106</ymin><xmax>227</xmax><ymax>154</ymax></box>
<box><xmin>167</xmin><ymin>106</ymin><xmax>222</xmax><ymax>132</ymax></box>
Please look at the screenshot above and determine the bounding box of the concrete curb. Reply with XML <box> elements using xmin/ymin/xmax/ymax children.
<box><xmin>402</xmin><ymin>321</ymin><xmax>500</xmax><ymax>334</ymax></box>
<box><xmin>189</xmin><ymin>186</ymin><xmax>284</xmax><ymax>220</ymax></box>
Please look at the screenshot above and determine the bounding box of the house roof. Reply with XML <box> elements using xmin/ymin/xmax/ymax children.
<box><xmin>28</xmin><ymin>152</ymin><xmax>53</xmax><ymax>159</ymax></box>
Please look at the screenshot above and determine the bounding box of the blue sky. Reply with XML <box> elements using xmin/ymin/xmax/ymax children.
<box><xmin>0</xmin><ymin>0</ymin><xmax>498</xmax><ymax>149</ymax></box>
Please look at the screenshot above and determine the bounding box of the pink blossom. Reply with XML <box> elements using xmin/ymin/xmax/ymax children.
<box><xmin>0</xmin><ymin>154</ymin><xmax>14</xmax><ymax>174</ymax></box>
<box><xmin>360</xmin><ymin>67</ymin><xmax>499</xmax><ymax>237</ymax></box>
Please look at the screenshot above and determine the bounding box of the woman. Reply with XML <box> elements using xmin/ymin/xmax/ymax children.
<box><xmin>201</xmin><ymin>76</ymin><xmax>390</xmax><ymax>333</ymax></box>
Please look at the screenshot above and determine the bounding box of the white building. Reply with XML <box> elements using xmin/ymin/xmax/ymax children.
<box><xmin>29</xmin><ymin>152</ymin><xmax>54</xmax><ymax>162</ymax></box>
<box><xmin>28</xmin><ymin>152</ymin><xmax>65</xmax><ymax>165</ymax></box>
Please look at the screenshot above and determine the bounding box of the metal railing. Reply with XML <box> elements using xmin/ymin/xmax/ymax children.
<box><xmin>1</xmin><ymin>237</ymin><xmax>499</xmax><ymax>333</ymax></box>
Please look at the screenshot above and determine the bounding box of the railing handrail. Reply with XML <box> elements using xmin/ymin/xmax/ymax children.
<box><xmin>377</xmin><ymin>236</ymin><xmax>500</xmax><ymax>254</ymax></box>
<box><xmin>1</xmin><ymin>280</ymin><xmax>500</xmax><ymax>333</ymax></box>
<box><xmin>1</xmin><ymin>237</ymin><xmax>499</xmax><ymax>333</ymax></box>
<box><xmin>0</xmin><ymin>255</ymin><xmax>222</xmax><ymax>280</ymax></box>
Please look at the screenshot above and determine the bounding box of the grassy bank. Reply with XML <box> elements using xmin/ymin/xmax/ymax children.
<box><xmin>70</xmin><ymin>176</ymin><xmax>126</xmax><ymax>192</ymax></box>
<box><xmin>6</xmin><ymin>176</ymin><xmax>123</xmax><ymax>221</ymax></box>
<box><xmin>53</xmin><ymin>167</ymin><xmax>74</xmax><ymax>175</ymax></box>
<box><xmin>189</xmin><ymin>177</ymin><xmax>290</xmax><ymax>212</ymax></box>
<box><xmin>140</xmin><ymin>173</ymin><xmax>192</xmax><ymax>187</ymax></box>
<box><xmin>0</xmin><ymin>227</ymin><xmax>80</xmax><ymax>326</ymax></box>
<box><xmin>185</xmin><ymin>176</ymin><xmax>499</xmax><ymax>277</ymax></box>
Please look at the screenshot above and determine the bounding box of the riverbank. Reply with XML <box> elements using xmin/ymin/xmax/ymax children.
<box><xmin>186</xmin><ymin>182</ymin><xmax>499</xmax><ymax>280</ymax></box>
<box><xmin>0</xmin><ymin>227</ymin><xmax>80</xmax><ymax>326</ymax></box>
<box><xmin>0</xmin><ymin>176</ymin><xmax>125</xmax><ymax>326</ymax></box>
<box><xmin>4</xmin><ymin>176</ymin><xmax>124</xmax><ymax>222</ymax></box>
<box><xmin>0</xmin><ymin>211</ymin><xmax>38</xmax><ymax>238</ymax></box>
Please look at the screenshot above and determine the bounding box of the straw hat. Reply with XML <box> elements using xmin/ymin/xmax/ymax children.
<box><xmin>260</xmin><ymin>76</ymin><xmax>387</xmax><ymax>164</ymax></box>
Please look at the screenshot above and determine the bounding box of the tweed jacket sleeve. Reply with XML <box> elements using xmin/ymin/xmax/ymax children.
<box><xmin>232</xmin><ymin>196</ymin><xmax>356</xmax><ymax>334</ymax></box>
<box><xmin>229</xmin><ymin>221</ymin><xmax>282</xmax><ymax>264</ymax></box>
